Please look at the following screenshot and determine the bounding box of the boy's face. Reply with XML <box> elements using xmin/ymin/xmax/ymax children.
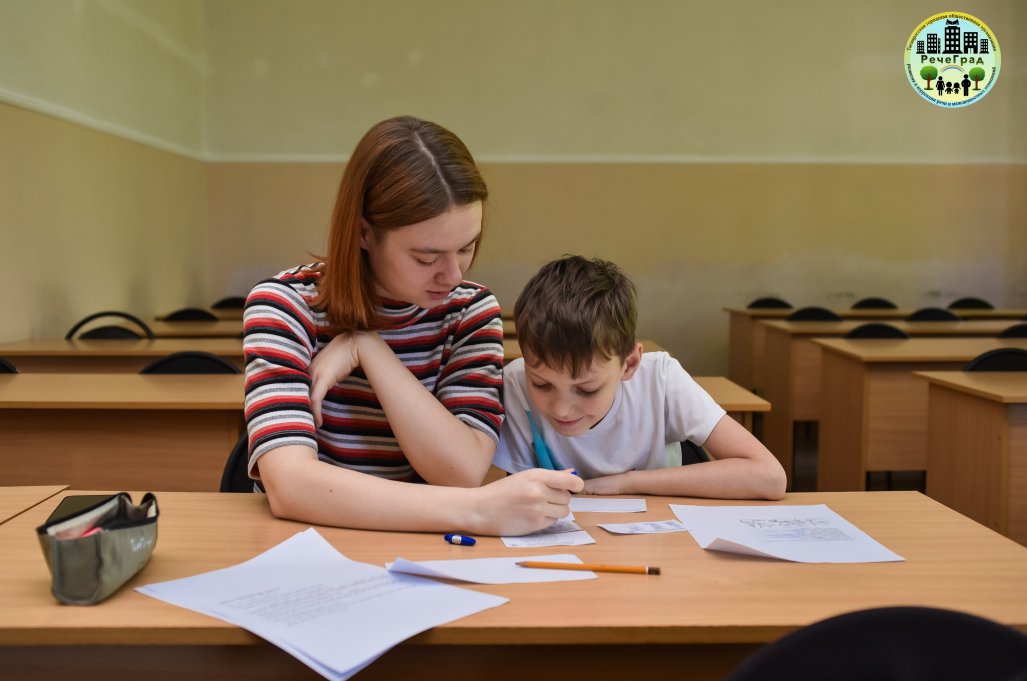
<box><xmin>523</xmin><ymin>343</ymin><xmax>644</xmax><ymax>437</ymax></box>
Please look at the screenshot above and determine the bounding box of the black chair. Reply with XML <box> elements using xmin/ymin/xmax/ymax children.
<box><xmin>220</xmin><ymin>434</ymin><xmax>259</xmax><ymax>493</ymax></box>
<box><xmin>164</xmin><ymin>308</ymin><xmax>219</xmax><ymax>322</ymax></box>
<box><xmin>65</xmin><ymin>312</ymin><xmax>156</xmax><ymax>340</ymax></box>
<box><xmin>786</xmin><ymin>307</ymin><xmax>842</xmax><ymax>322</ymax></box>
<box><xmin>212</xmin><ymin>296</ymin><xmax>247</xmax><ymax>310</ymax></box>
<box><xmin>0</xmin><ymin>357</ymin><xmax>18</xmax><ymax>374</ymax></box>
<box><xmin>851</xmin><ymin>297</ymin><xmax>898</xmax><ymax>309</ymax></box>
<box><xmin>906</xmin><ymin>307</ymin><xmax>963</xmax><ymax>322</ymax></box>
<box><xmin>964</xmin><ymin>348</ymin><xmax>1027</xmax><ymax>372</ymax></box>
<box><xmin>681</xmin><ymin>441</ymin><xmax>709</xmax><ymax>465</ymax></box>
<box><xmin>725</xmin><ymin>607</ymin><xmax>1027</xmax><ymax>681</ymax></box>
<box><xmin>844</xmin><ymin>323</ymin><xmax>910</xmax><ymax>339</ymax></box>
<box><xmin>140</xmin><ymin>351</ymin><xmax>242</xmax><ymax>375</ymax></box>
<box><xmin>747</xmin><ymin>298</ymin><xmax>792</xmax><ymax>309</ymax></box>
<box><xmin>998</xmin><ymin>324</ymin><xmax>1027</xmax><ymax>339</ymax></box>
<box><xmin>949</xmin><ymin>297</ymin><xmax>995</xmax><ymax>310</ymax></box>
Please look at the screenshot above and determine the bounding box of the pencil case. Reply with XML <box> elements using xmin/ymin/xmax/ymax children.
<box><xmin>36</xmin><ymin>493</ymin><xmax>159</xmax><ymax>605</ymax></box>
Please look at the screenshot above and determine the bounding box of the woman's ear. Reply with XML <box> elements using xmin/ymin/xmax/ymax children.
<box><xmin>620</xmin><ymin>342</ymin><xmax>644</xmax><ymax>381</ymax></box>
<box><xmin>359</xmin><ymin>218</ymin><xmax>374</xmax><ymax>251</ymax></box>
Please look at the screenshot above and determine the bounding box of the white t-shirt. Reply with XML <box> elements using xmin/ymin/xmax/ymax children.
<box><xmin>493</xmin><ymin>352</ymin><xmax>727</xmax><ymax>479</ymax></box>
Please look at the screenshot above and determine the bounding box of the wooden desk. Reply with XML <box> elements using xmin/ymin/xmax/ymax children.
<box><xmin>915</xmin><ymin>372</ymin><xmax>1027</xmax><ymax>545</ymax></box>
<box><xmin>0</xmin><ymin>375</ymin><xmax>245</xmax><ymax>492</ymax></box>
<box><xmin>2</xmin><ymin>491</ymin><xmax>1026</xmax><ymax>681</ymax></box>
<box><xmin>0</xmin><ymin>486</ymin><xmax>67</xmax><ymax>526</ymax></box>
<box><xmin>500</xmin><ymin>308</ymin><xmax>514</xmax><ymax>320</ymax></box>
<box><xmin>0</xmin><ymin>339</ymin><xmax>247</xmax><ymax>374</ymax></box>
<box><xmin>502</xmin><ymin>319</ymin><xmax>515</xmax><ymax>337</ymax></box>
<box><xmin>119</xmin><ymin>321</ymin><xmax>244</xmax><ymax>338</ymax></box>
<box><xmin>725</xmin><ymin>307</ymin><xmax>1027</xmax><ymax>392</ymax></box>
<box><xmin>693</xmin><ymin>377</ymin><xmax>769</xmax><ymax>432</ymax></box>
<box><xmin>761</xmin><ymin>320</ymin><xmax>1021</xmax><ymax>489</ymax></box>
<box><xmin>814</xmin><ymin>338</ymin><xmax>1027</xmax><ymax>493</ymax></box>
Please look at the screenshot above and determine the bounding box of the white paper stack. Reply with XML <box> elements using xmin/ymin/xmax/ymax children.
<box><xmin>137</xmin><ymin>529</ymin><xmax>508</xmax><ymax>680</ymax></box>
<box><xmin>597</xmin><ymin>519</ymin><xmax>688</xmax><ymax>535</ymax></box>
<box><xmin>570</xmin><ymin>498</ymin><xmax>647</xmax><ymax>513</ymax></box>
<box><xmin>670</xmin><ymin>504</ymin><xmax>903</xmax><ymax>563</ymax></box>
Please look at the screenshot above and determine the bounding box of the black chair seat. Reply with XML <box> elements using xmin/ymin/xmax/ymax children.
<box><xmin>747</xmin><ymin>297</ymin><xmax>792</xmax><ymax>309</ymax></box>
<box><xmin>164</xmin><ymin>308</ymin><xmax>219</xmax><ymax>322</ymax></box>
<box><xmin>725</xmin><ymin>607</ymin><xmax>1027</xmax><ymax>681</ymax></box>
<box><xmin>220</xmin><ymin>434</ymin><xmax>258</xmax><ymax>493</ymax></box>
<box><xmin>140</xmin><ymin>351</ymin><xmax>242</xmax><ymax>375</ymax></box>
<box><xmin>66</xmin><ymin>311</ymin><xmax>155</xmax><ymax>340</ymax></box>
<box><xmin>0</xmin><ymin>357</ymin><xmax>18</xmax><ymax>374</ymax></box>
<box><xmin>906</xmin><ymin>307</ymin><xmax>963</xmax><ymax>322</ymax></box>
<box><xmin>964</xmin><ymin>348</ymin><xmax>1027</xmax><ymax>372</ymax></box>
<box><xmin>844</xmin><ymin>323</ymin><xmax>910</xmax><ymax>339</ymax></box>
<box><xmin>851</xmin><ymin>297</ymin><xmax>898</xmax><ymax>309</ymax></box>
<box><xmin>212</xmin><ymin>296</ymin><xmax>247</xmax><ymax>310</ymax></box>
<box><xmin>998</xmin><ymin>324</ymin><xmax>1027</xmax><ymax>339</ymax></box>
<box><xmin>949</xmin><ymin>297</ymin><xmax>995</xmax><ymax>310</ymax></box>
<box><xmin>786</xmin><ymin>307</ymin><xmax>843</xmax><ymax>322</ymax></box>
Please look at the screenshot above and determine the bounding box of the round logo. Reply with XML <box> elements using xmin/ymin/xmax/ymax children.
<box><xmin>904</xmin><ymin>12</ymin><xmax>1000</xmax><ymax>107</ymax></box>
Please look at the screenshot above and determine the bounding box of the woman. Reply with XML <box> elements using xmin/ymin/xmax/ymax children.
<box><xmin>243</xmin><ymin>116</ymin><xmax>581</xmax><ymax>535</ymax></box>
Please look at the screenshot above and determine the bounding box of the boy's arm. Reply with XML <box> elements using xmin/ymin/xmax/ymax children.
<box><xmin>581</xmin><ymin>415</ymin><xmax>786</xmax><ymax>500</ymax></box>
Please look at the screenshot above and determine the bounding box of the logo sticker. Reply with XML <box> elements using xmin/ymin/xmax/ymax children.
<box><xmin>904</xmin><ymin>12</ymin><xmax>1000</xmax><ymax>107</ymax></box>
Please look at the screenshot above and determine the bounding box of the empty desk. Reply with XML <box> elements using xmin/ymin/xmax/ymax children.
<box><xmin>0</xmin><ymin>339</ymin><xmax>247</xmax><ymax>373</ymax></box>
<box><xmin>0</xmin><ymin>486</ymin><xmax>67</xmax><ymax>526</ymax></box>
<box><xmin>916</xmin><ymin>371</ymin><xmax>1027</xmax><ymax>546</ymax></box>
<box><xmin>692</xmin><ymin>377</ymin><xmax>770</xmax><ymax>432</ymax></box>
<box><xmin>814</xmin><ymin>338</ymin><xmax>1027</xmax><ymax>493</ymax></box>
<box><xmin>0</xmin><ymin>374</ymin><xmax>245</xmax><ymax>492</ymax></box>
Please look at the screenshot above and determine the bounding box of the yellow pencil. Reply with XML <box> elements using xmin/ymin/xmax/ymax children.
<box><xmin>516</xmin><ymin>561</ymin><xmax>660</xmax><ymax>575</ymax></box>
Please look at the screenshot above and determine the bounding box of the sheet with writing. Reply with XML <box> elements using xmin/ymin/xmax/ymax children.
<box><xmin>597</xmin><ymin>520</ymin><xmax>688</xmax><ymax>535</ymax></box>
<box><xmin>387</xmin><ymin>554</ymin><xmax>598</xmax><ymax>584</ymax></box>
<box><xmin>669</xmin><ymin>504</ymin><xmax>904</xmax><ymax>563</ymax></box>
<box><xmin>137</xmin><ymin>529</ymin><xmax>507</xmax><ymax>681</ymax></box>
<box><xmin>501</xmin><ymin>530</ymin><xmax>595</xmax><ymax>548</ymax></box>
<box><xmin>569</xmin><ymin>498</ymin><xmax>647</xmax><ymax>513</ymax></box>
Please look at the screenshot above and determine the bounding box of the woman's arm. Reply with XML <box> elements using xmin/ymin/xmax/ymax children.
<box><xmin>581</xmin><ymin>415</ymin><xmax>787</xmax><ymax>500</ymax></box>
<box><xmin>308</xmin><ymin>331</ymin><xmax>497</xmax><ymax>488</ymax></box>
<box><xmin>259</xmin><ymin>444</ymin><xmax>583</xmax><ymax>536</ymax></box>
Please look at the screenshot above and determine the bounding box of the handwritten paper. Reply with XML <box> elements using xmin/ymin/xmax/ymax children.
<box><xmin>597</xmin><ymin>520</ymin><xmax>688</xmax><ymax>535</ymax></box>
<box><xmin>669</xmin><ymin>504</ymin><xmax>903</xmax><ymax>564</ymax></box>
<box><xmin>569</xmin><ymin>498</ymin><xmax>647</xmax><ymax>513</ymax></box>
<box><xmin>501</xmin><ymin>530</ymin><xmax>595</xmax><ymax>548</ymax></box>
<box><xmin>138</xmin><ymin>529</ymin><xmax>507</xmax><ymax>680</ymax></box>
<box><xmin>387</xmin><ymin>554</ymin><xmax>597</xmax><ymax>584</ymax></box>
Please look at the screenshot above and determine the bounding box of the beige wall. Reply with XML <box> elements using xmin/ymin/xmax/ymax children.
<box><xmin>0</xmin><ymin>101</ymin><xmax>206</xmax><ymax>343</ymax></box>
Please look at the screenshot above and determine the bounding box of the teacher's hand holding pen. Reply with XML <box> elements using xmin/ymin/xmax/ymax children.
<box><xmin>464</xmin><ymin>469</ymin><xmax>583</xmax><ymax>537</ymax></box>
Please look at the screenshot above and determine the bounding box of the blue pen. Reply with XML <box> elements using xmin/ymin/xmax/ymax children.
<box><xmin>525</xmin><ymin>410</ymin><xmax>559</xmax><ymax>470</ymax></box>
<box><xmin>444</xmin><ymin>534</ymin><xmax>476</xmax><ymax>546</ymax></box>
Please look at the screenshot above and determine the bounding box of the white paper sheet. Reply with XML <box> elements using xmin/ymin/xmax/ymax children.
<box><xmin>669</xmin><ymin>504</ymin><xmax>904</xmax><ymax>564</ymax></box>
<box><xmin>386</xmin><ymin>553</ymin><xmax>597</xmax><ymax>584</ymax></box>
<box><xmin>569</xmin><ymin>498</ymin><xmax>647</xmax><ymax>513</ymax></box>
<box><xmin>137</xmin><ymin>529</ymin><xmax>507</xmax><ymax>680</ymax></box>
<box><xmin>597</xmin><ymin>520</ymin><xmax>688</xmax><ymax>535</ymax></box>
<box><xmin>501</xmin><ymin>530</ymin><xmax>595</xmax><ymax>548</ymax></box>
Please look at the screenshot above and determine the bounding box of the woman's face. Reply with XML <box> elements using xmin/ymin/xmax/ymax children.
<box><xmin>360</xmin><ymin>202</ymin><xmax>482</xmax><ymax>309</ymax></box>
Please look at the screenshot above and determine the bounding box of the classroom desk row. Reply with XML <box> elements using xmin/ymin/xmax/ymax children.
<box><xmin>726</xmin><ymin>307</ymin><xmax>1027</xmax><ymax>392</ymax></box>
<box><xmin>2</xmin><ymin>489</ymin><xmax>1026</xmax><ymax>680</ymax></box>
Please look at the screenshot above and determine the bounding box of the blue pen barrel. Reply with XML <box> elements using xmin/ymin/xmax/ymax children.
<box><xmin>444</xmin><ymin>534</ymin><xmax>476</xmax><ymax>546</ymax></box>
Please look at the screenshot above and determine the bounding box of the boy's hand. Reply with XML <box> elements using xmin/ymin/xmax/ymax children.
<box><xmin>581</xmin><ymin>473</ymin><xmax>631</xmax><ymax>496</ymax></box>
<box><xmin>467</xmin><ymin>469</ymin><xmax>584</xmax><ymax>536</ymax></box>
<box><xmin>308</xmin><ymin>333</ymin><xmax>365</xmax><ymax>427</ymax></box>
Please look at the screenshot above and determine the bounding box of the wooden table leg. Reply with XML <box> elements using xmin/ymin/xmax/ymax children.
<box><xmin>728</xmin><ymin>311</ymin><xmax>753</xmax><ymax>391</ymax></box>
<box><xmin>761</xmin><ymin>327</ymin><xmax>795</xmax><ymax>489</ymax></box>
<box><xmin>818</xmin><ymin>351</ymin><xmax>867</xmax><ymax>492</ymax></box>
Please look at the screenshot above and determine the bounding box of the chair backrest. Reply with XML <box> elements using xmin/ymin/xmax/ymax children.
<box><xmin>211</xmin><ymin>296</ymin><xmax>247</xmax><ymax>310</ymax></box>
<box><xmin>140</xmin><ymin>351</ymin><xmax>242</xmax><ymax>375</ymax></box>
<box><xmin>998</xmin><ymin>324</ymin><xmax>1027</xmax><ymax>339</ymax></box>
<box><xmin>786</xmin><ymin>307</ymin><xmax>843</xmax><ymax>322</ymax></box>
<box><xmin>164</xmin><ymin>308</ymin><xmax>219</xmax><ymax>322</ymax></box>
<box><xmin>964</xmin><ymin>348</ymin><xmax>1027</xmax><ymax>372</ymax></box>
<box><xmin>220</xmin><ymin>433</ymin><xmax>256</xmax><ymax>493</ymax></box>
<box><xmin>851</xmin><ymin>297</ymin><xmax>898</xmax><ymax>310</ymax></box>
<box><xmin>906</xmin><ymin>307</ymin><xmax>963</xmax><ymax>322</ymax></box>
<box><xmin>844</xmin><ymin>323</ymin><xmax>911</xmax><ymax>339</ymax></box>
<box><xmin>949</xmin><ymin>297</ymin><xmax>995</xmax><ymax>310</ymax></box>
<box><xmin>725</xmin><ymin>607</ymin><xmax>1027</xmax><ymax>681</ymax></box>
<box><xmin>746</xmin><ymin>297</ymin><xmax>792</xmax><ymax>309</ymax></box>
<box><xmin>0</xmin><ymin>357</ymin><xmax>18</xmax><ymax>374</ymax></box>
<box><xmin>65</xmin><ymin>311</ymin><xmax>156</xmax><ymax>340</ymax></box>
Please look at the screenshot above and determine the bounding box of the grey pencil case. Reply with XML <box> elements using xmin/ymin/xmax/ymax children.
<box><xmin>36</xmin><ymin>493</ymin><xmax>159</xmax><ymax>605</ymax></box>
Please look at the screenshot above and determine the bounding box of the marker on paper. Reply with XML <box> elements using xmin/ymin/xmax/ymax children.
<box><xmin>444</xmin><ymin>534</ymin><xmax>476</xmax><ymax>546</ymax></box>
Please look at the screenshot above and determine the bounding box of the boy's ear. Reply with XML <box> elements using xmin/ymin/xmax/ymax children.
<box><xmin>620</xmin><ymin>342</ymin><xmax>644</xmax><ymax>381</ymax></box>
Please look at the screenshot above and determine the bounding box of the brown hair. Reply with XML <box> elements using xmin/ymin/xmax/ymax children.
<box><xmin>514</xmin><ymin>256</ymin><xmax>638</xmax><ymax>379</ymax></box>
<box><xmin>315</xmin><ymin>116</ymin><xmax>488</xmax><ymax>332</ymax></box>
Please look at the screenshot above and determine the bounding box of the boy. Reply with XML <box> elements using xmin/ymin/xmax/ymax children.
<box><xmin>493</xmin><ymin>256</ymin><xmax>786</xmax><ymax>500</ymax></box>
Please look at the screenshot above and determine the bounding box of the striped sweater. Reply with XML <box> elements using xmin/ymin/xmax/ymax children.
<box><xmin>243</xmin><ymin>265</ymin><xmax>505</xmax><ymax>482</ymax></box>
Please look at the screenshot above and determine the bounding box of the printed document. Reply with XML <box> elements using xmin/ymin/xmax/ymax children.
<box><xmin>137</xmin><ymin>529</ymin><xmax>507</xmax><ymax>680</ymax></box>
<box><xmin>598</xmin><ymin>520</ymin><xmax>688</xmax><ymax>535</ymax></box>
<box><xmin>501</xmin><ymin>530</ymin><xmax>595</xmax><ymax>548</ymax></box>
<box><xmin>387</xmin><ymin>553</ymin><xmax>597</xmax><ymax>584</ymax></box>
<box><xmin>570</xmin><ymin>498</ymin><xmax>647</xmax><ymax>513</ymax></box>
<box><xmin>669</xmin><ymin>504</ymin><xmax>903</xmax><ymax>563</ymax></box>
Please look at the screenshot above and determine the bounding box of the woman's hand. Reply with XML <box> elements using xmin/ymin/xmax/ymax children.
<box><xmin>581</xmin><ymin>472</ymin><xmax>631</xmax><ymax>496</ymax></box>
<box><xmin>308</xmin><ymin>332</ymin><xmax>366</xmax><ymax>427</ymax></box>
<box><xmin>465</xmin><ymin>469</ymin><xmax>584</xmax><ymax>536</ymax></box>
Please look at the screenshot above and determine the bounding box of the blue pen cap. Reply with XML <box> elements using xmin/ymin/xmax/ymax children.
<box><xmin>444</xmin><ymin>534</ymin><xmax>476</xmax><ymax>546</ymax></box>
